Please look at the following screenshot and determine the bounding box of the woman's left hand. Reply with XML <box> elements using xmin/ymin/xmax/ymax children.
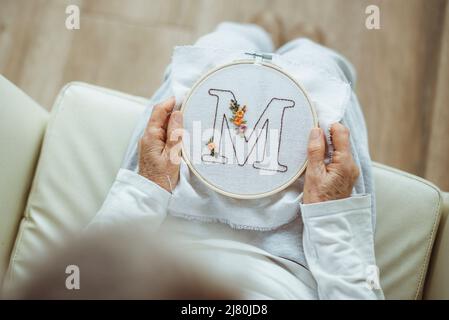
<box><xmin>303</xmin><ymin>123</ymin><xmax>360</xmax><ymax>204</ymax></box>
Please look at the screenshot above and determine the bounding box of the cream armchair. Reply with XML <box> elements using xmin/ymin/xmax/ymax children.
<box><xmin>0</xmin><ymin>75</ymin><xmax>448</xmax><ymax>299</ymax></box>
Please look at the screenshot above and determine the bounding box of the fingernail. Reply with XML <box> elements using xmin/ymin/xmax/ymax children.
<box><xmin>172</xmin><ymin>111</ymin><xmax>183</xmax><ymax>124</ymax></box>
<box><xmin>310</xmin><ymin>128</ymin><xmax>321</xmax><ymax>140</ymax></box>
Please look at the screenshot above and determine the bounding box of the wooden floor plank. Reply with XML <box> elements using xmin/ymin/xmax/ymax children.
<box><xmin>425</xmin><ymin>3</ymin><xmax>449</xmax><ymax>190</ymax></box>
<box><xmin>61</xmin><ymin>13</ymin><xmax>193</xmax><ymax>100</ymax></box>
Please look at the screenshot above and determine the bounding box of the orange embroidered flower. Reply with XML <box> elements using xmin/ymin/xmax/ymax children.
<box><xmin>206</xmin><ymin>137</ymin><xmax>217</xmax><ymax>157</ymax></box>
<box><xmin>236</xmin><ymin>110</ymin><xmax>245</xmax><ymax>118</ymax></box>
<box><xmin>229</xmin><ymin>99</ymin><xmax>247</xmax><ymax>138</ymax></box>
<box><xmin>233</xmin><ymin>117</ymin><xmax>243</xmax><ymax>126</ymax></box>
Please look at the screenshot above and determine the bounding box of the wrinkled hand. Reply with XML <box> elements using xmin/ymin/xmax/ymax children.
<box><xmin>303</xmin><ymin>123</ymin><xmax>360</xmax><ymax>204</ymax></box>
<box><xmin>138</xmin><ymin>97</ymin><xmax>183</xmax><ymax>193</ymax></box>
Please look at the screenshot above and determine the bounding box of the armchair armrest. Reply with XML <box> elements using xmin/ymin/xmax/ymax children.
<box><xmin>0</xmin><ymin>75</ymin><xmax>49</xmax><ymax>287</ymax></box>
<box><xmin>424</xmin><ymin>192</ymin><xmax>449</xmax><ymax>299</ymax></box>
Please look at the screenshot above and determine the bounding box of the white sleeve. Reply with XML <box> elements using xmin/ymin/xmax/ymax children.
<box><xmin>87</xmin><ymin>169</ymin><xmax>171</xmax><ymax>232</ymax></box>
<box><xmin>300</xmin><ymin>194</ymin><xmax>385</xmax><ymax>300</ymax></box>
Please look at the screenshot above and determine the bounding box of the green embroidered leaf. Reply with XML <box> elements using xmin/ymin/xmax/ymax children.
<box><xmin>229</xmin><ymin>99</ymin><xmax>240</xmax><ymax>112</ymax></box>
<box><xmin>207</xmin><ymin>137</ymin><xmax>213</xmax><ymax>145</ymax></box>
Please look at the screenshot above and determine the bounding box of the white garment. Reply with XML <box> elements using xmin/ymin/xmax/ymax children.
<box><xmin>88</xmin><ymin>169</ymin><xmax>384</xmax><ymax>300</ymax></box>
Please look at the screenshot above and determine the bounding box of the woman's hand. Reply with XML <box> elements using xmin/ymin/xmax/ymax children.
<box><xmin>303</xmin><ymin>123</ymin><xmax>360</xmax><ymax>204</ymax></box>
<box><xmin>138</xmin><ymin>97</ymin><xmax>183</xmax><ymax>193</ymax></box>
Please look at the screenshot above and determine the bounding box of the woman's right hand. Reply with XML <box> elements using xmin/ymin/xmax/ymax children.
<box><xmin>138</xmin><ymin>98</ymin><xmax>183</xmax><ymax>193</ymax></box>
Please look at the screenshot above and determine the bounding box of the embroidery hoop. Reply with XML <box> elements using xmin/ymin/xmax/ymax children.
<box><xmin>180</xmin><ymin>59</ymin><xmax>318</xmax><ymax>199</ymax></box>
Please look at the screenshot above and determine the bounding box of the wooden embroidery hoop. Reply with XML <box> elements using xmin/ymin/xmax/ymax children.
<box><xmin>180</xmin><ymin>59</ymin><xmax>318</xmax><ymax>199</ymax></box>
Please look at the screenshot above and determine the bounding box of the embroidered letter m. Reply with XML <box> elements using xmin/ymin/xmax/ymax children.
<box><xmin>202</xmin><ymin>89</ymin><xmax>294</xmax><ymax>173</ymax></box>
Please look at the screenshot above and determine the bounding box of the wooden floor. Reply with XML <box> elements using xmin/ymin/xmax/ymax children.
<box><xmin>1</xmin><ymin>0</ymin><xmax>448</xmax><ymax>190</ymax></box>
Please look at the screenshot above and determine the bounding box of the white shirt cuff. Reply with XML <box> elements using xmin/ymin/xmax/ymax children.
<box><xmin>300</xmin><ymin>194</ymin><xmax>371</xmax><ymax>218</ymax></box>
<box><xmin>116</xmin><ymin>169</ymin><xmax>172</xmax><ymax>209</ymax></box>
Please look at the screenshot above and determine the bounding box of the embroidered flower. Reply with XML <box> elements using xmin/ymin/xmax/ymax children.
<box><xmin>206</xmin><ymin>137</ymin><xmax>216</xmax><ymax>157</ymax></box>
<box><xmin>207</xmin><ymin>142</ymin><xmax>215</xmax><ymax>151</ymax></box>
<box><xmin>236</xmin><ymin>124</ymin><xmax>247</xmax><ymax>137</ymax></box>
<box><xmin>233</xmin><ymin>117</ymin><xmax>243</xmax><ymax>126</ymax></box>
<box><xmin>229</xmin><ymin>99</ymin><xmax>247</xmax><ymax>136</ymax></box>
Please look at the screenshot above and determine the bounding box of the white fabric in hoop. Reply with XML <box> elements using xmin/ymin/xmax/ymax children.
<box><xmin>181</xmin><ymin>61</ymin><xmax>316</xmax><ymax>198</ymax></box>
